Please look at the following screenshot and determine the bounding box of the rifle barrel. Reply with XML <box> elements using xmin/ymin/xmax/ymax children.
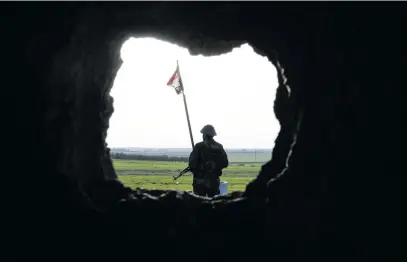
<box><xmin>173</xmin><ymin>166</ymin><xmax>191</xmax><ymax>181</ymax></box>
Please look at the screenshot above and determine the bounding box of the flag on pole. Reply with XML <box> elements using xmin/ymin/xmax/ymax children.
<box><xmin>166</xmin><ymin>64</ymin><xmax>184</xmax><ymax>95</ymax></box>
<box><xmin>166</xmin><ymin>60</ymin><xmax>196</xmax><ymax>150</ymax></box>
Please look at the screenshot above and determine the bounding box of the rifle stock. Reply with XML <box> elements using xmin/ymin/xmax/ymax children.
<box><xmin>173</xmin><ymin>166</ymin><xmax>191</xmax><ymax>181</ymax></box>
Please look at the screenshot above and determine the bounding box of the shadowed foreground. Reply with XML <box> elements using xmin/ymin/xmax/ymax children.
<box><xmin>2</xmin><ymin>2</ymin><xmax>403</xmax><ymax>257</ymax></box>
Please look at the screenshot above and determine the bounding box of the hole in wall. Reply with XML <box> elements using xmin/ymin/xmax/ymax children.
<box><xmin>106</xmin><ymin>37</ymin><xmax>280</xmax><ymax>193</ymax></box>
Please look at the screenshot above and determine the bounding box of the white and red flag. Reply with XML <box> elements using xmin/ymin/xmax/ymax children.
<box><xmin>165</xmin><ymin>60</ymin><xmax>195</xmax><ymax>150</ymax></box>
<box><xmin>166</xmin><ymin>63</ymin><xmax>184</xmax><ymax>95</ymax></box>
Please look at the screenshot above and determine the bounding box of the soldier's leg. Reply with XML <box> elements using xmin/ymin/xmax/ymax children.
<box><xmin>206</xmin><ymin>187</ymin><xmax>219</xmax><ymax>197</ymax></box>
<box><xmin>193</xmin><ymin>184</ymin><xmax>206</xmax><ymax>196</ymax></box>
<box><xmin>206</xmin><ymin>177</ymin><xmax>220</xmax><ymax>197</ymax></box>
<box><xmin>193</xmin><ymin>178</ymin><xmax>206</xmax><ymax>196</ymax></box>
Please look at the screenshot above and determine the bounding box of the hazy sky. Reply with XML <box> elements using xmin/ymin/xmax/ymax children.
<box><xmin>106</xmin><ymin>37</ymin><xmax>279</xmax><ymax>149</ymax></box>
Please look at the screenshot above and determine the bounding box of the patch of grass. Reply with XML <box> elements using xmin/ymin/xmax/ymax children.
<box><xmin>118</xmin><ymin>174</ymin><xmax>253</xmax><ymax>192</ymax></box>
<box><xmin>113</xmin><ymin>160</ymin><xmax>259</xmax><ymax>192</ymax></box>
<box><xmin>113</xmin><ymin>160</ymin><xmax>262</xmax><ymax>175</ymax></box>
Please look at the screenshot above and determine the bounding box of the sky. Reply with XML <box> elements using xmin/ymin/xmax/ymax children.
<box><xmin>106</xmin><ymin>37</ymin><xmax>280</xmax><ymax>149</ymax></box>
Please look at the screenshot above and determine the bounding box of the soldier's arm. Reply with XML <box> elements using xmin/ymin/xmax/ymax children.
<box><xmin>188</xmin><ymin>144</ymin><xmax>201</xmax><ymax>173</ymax></box>
<box><xmin>220</xmin><ymin>146</ymin><xmax>229</xmax><ymax>169</ymax></box>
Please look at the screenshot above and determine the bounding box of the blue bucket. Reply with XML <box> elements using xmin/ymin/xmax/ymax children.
<box><xmin>219</xmin><ymin>181</ymin><xmax>228</xmax><ymax>195</ymax></box>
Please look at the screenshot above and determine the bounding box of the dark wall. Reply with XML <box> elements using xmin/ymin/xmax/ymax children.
<box><xmin>2</xmin><ymin>2</ymin><xmax>404</xmax><ymax>256</ymax></box>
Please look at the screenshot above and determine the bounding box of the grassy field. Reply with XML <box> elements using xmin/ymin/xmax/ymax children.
<box><xmin>119</xmin><ymin>175</ymin><xmax>254</xmax><ymax>192</ymax></box>
<box><xmin>114</xmin><ymin>159</ymin><xmax>261</xmax><ymax>192</ymax></box>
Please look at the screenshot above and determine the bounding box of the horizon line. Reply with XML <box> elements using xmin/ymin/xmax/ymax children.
<box><xmin>110</xmin><ymin>147</ymin><xmax>274</xmax><ymax>150</ymax></box>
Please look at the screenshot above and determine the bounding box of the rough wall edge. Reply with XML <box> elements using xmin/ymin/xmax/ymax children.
<box><xmin>243</xmin><ymin>53</ymin><xmax>302</xmax><ymax>198</ymax></box>
<box><xmin>100</xmin><ymin>33</ymin><xmax>300</xmax><ymax>201</ymax></box>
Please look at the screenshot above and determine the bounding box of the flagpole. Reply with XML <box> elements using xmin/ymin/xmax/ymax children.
<box><xmin>177</xmin><ymin>60</ymin><xmax>195</xmax><ymax>149</ymax></box>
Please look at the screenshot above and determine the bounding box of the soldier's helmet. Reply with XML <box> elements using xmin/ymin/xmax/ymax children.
<box><xmin>200</xmin><ymin>124</ymin><xmax>217</xmax><ymax>137</ymax></box>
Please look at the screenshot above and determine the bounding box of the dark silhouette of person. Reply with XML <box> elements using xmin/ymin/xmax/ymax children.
<box><xmin>189</xmin><ymin>124</ymin><xmax>229</xmax><ymax>197</ymax></box>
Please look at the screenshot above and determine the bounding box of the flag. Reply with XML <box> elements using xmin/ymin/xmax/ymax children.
<box><xmin>167</xmin><ymin>64</ymin><xmax>184</xmax><ymax>95</ymax></box>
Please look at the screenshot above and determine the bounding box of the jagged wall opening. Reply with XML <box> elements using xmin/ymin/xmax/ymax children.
<box><xmin>17</xmin><ymin>3</ymin><xmax>300</xmax><ymax>206</ymax></box>
<box><xmin>4</xmin><ymin>2</ymin><xmax>403</xmax><ymax>256</ymax></box>
<box><xmin>79</xmin><ymin>28</ymin><xmax>294</xmax><ymax>205</ymax></box>
<box><xmin>107</xmin><ymin>36</ymin><xmax>281</xmax><ymax>193</ymax></box>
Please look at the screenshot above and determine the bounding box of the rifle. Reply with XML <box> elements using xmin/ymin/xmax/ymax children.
<box><xmin>173</xmin><ymin>166</ymin><xmax>191</xmax><ymax>181</ymax></box>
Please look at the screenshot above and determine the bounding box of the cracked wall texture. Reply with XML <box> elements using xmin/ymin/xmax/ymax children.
<box><xmin>2</xmin><ymin>2</ymin><xmax>404</xmax><ymax>257</ymax></box>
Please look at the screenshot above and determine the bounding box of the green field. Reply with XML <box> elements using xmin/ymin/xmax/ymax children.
<box><xmin>114</xmin><ymin>160</ymin><xmax>261</xmax><ymax>192</ymax></box>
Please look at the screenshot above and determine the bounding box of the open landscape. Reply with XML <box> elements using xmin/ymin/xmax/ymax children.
<box><xmin>113</xmin><ymin>148</ymin><xmax>271</xmax><ymax>192</ymax></box>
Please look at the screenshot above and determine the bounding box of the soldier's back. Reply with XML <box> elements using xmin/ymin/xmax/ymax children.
<box><xmin>203</xmin><ymin>139</ymin><xmax>224</xmax><ymax>151</ymax></box>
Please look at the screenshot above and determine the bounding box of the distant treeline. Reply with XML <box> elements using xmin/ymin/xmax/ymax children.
<box><xmin>111</xmin><ymin>152</ymin><xmax>188</xmax><ymax>162</ymax></box>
